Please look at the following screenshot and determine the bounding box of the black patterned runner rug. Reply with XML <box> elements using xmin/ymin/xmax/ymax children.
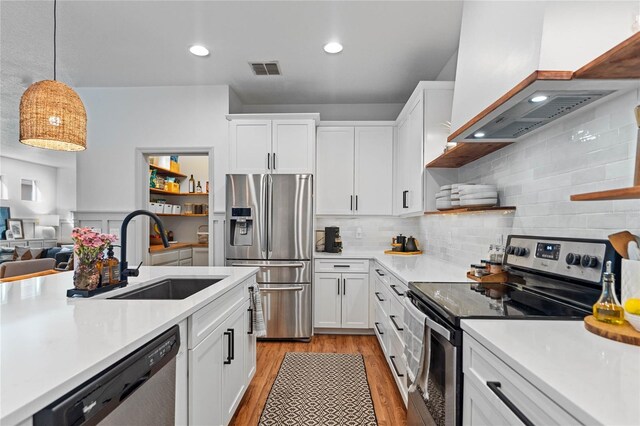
<box><xmin>259</xmin><ymin>352</ymin><xmax>378</xmax><ymax>425</ymax></box>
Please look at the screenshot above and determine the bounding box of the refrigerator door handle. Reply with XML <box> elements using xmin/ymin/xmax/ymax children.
<box><xmin>268</xmin><ymin>175</ymin><xmax>274</xmax><ymax>256</ymax></box>
<box><xmin>261</xmin><ymin>175</ymin><xmax>268</xmax><ymax>258</ymax></box>
<box><xmin>259</xmin><ymin>286</ymin><xmax>304</xmax><ymax>292</ymax></box>
<box><xmin>230</xmin><ymin>262</ymin><xmax>305</xmax><ymax>268</ymax></box>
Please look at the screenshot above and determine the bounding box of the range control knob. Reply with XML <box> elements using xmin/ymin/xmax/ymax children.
<box><xmin>565</xmin><ymin>253</ymin><xmax>581</xmax><ymax>265</ymax></box>
<box><xmin>506</xmin><ymin>245</ymin><xmax>515</xmax><ymax>255</ymax></box>
<box><xmin>514</xmin><ymin>247</ymin><xmax>529</xmax><ymax>257</ymax></box>
<box><xmin>581</xmin><ymin>255</ymin><xmax>598</xmax><ymax>268</ymax></box>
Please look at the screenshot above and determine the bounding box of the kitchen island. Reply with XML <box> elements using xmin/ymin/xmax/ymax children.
<box><xmin>0</xmin><ymin>266</ymin><xmax>258</xmax><ymax>426</ymax></box>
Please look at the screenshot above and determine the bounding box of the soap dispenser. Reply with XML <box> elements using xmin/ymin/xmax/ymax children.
<box><xmin>593</xmin><ymin>261</ymin><xmax>624</xmax><ymax>325</ymax></box>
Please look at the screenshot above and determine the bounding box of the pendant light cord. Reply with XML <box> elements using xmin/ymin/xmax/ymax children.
<box><xmin>53</xmin><ymin>0</ymin><xmax>57</xmax><ymax>80</ymax></box>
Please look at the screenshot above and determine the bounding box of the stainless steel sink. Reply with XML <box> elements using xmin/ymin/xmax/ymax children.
<box><xmin>109</xmin><ymin>278</ymin><xmax>222</xmax><ymax>300</ymax></box>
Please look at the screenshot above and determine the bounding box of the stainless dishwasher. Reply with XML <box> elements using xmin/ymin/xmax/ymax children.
<box><xmin>34</xmin><ymin>325</ymin><xmax>179</xmax><ymax>426</ymax></box>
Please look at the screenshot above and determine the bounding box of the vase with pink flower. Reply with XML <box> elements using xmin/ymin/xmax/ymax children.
<box><xmin>71</xmin><ymin>227</ymin><xmax>117</xmax><ymax>290</ymax></box>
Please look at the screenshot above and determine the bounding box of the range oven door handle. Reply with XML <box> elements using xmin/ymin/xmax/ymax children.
<box><xmin>425</xmin><ymin>314</ymin><xmax>451</xmax><ymax>341</ymax></box>
<box><xmin>487</xmin><ymin>381</ymin><xmax>535</xmax><ymax>426</ymax></box>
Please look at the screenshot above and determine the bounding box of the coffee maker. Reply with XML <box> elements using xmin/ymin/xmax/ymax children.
<box><xmin>324</xmin><ymin>227</ymin><xmax>343</xmax><ymax>253</ymax></box>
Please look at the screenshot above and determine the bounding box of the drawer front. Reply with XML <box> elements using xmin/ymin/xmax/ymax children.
<box><xmin>179</xmin><ymin>248</ymin><xmax>192</xmax><ymax>260</ymax></box>
<box><xmin>464</xmin><ymin>334</ymin><xmax>580</xmax><ymax>426</ymax></box>
<box><xmin>314</xmin><ymin>258</ymin><xmax>369</xmax><ymax>273</ymax></box>
<box><xmin>374</xmin><ymin>304</ymin><xmax>389</xmax><ymax>354</ymax></box>
<box><xmin>150</xmin><ymin>250</ymin><xmax>179</xmax><ymax>265</ymax></box>
<box><xmin>179</xmin><ymin>259</ymin><xmax>192</xmax><ymax>266</ymax></box>
<box><xmin>389</xmin><ymin>331</ymin><xmax>408</xmax><ymax>399</ymax></box>
<box><xmin>388</xmin><ymin>295</ymin><xmax>405</xmax><ymax>344</ymax></box>
<box><xmin>373</xmin><ymin>275</ymin><xmax>390</xmax><ymax>315</ymax></box>
<box><xmin>189</xmin><ymin>284</ymin><xmax>246</xmax><ymax>349</ymax></box>
<box><xmin>372</xmin><ymin>264</ymin><xmax>391</xmax><ymax>286</ymax></box>
<box><xmin>388</xmin><ymin>273</ymin><xmax>408</xmax><ymax>303</ymax></box>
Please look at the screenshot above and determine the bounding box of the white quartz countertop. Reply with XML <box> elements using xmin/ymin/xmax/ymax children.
<box><xmin>461</xmin><ymin>319</ymin><xmax>640</xmax><ymax>426</ymax></box>
<box><xmin>314</xmin><ymin>250</ymin><xmax>469</xmax><ymax>284</ymax></box>
<box><xmin>0</xmin><ymin>266</ymin><xmax>258</xmax><ymax>425</ymax></box>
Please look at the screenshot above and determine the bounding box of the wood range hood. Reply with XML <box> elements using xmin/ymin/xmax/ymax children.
<box><xmin>447</xmin><ymin>32</ymin><xmax>640</xmax><ymax>145</ymax></box>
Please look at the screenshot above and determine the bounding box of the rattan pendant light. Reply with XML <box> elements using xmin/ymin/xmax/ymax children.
<box><xmin>19</xmin><ymin>0</ymin><xmax>87</xmax><ymax>151</ymax></box>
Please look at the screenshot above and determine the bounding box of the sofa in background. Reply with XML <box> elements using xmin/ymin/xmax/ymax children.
<box><xmin>0</xmin><ymin>258</ymin><xmax>56</xmax><ymax>279</ymax></box>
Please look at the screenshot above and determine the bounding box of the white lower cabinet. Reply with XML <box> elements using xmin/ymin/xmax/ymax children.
<box><xmin>463</xmin><ymin>333</ymin><xmax>580</xmax><ymax>426</ymax></box>
<box><xmin>188</xmin><ymin>277</ymin><xmax>256</xmax><ymax>426</ymax></box>
<box><xmin>313</xmin><ymin>271</ymin><xmax>369</xmax><ymax>329</ymax></box>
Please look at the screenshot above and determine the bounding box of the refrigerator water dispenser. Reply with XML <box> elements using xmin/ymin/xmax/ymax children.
<box><xmin>230</xmin><ymin>207</ymin><xmax>253</xmax><ymax>246</ymax></box>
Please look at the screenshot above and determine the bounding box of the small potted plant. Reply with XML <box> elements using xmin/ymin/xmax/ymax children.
<box><xmin>71</xmin><ymin>227</ymin><xmax>117</xmax><ymax>290</ymax></box>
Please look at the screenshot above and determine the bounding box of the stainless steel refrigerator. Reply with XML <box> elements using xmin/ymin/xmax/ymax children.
<box><xmin>225</xmin><ymin>174</ymin><xmax>313</xmax><ymax>340</ymax></box>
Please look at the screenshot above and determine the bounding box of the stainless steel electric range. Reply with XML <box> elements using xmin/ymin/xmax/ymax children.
<box><xmin>406</xmin><ymin>235</ymin><xmax>621</xmax><ymax>426</ymax></box>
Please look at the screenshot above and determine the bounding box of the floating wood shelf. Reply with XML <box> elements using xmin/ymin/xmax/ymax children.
<box><xmin>424</xmin><ymin>206</ymin><xmax>516</xmax><ymax>215</ymax></box>
<box><xmin>574</xmin><ymin>32</ymin><xmax>640</xmax><ymax>79</ymax></box>
<box><xmin>149</xmin><ymin>164</ymin><xmax>187</xmax><ymax>178</ymax></box>
<box><xmin>570</xmin><ymin>186</ymin><xmax>640</xmax><ymax>201</ymax></box>
<box><xmin>426</xmin><ymin>142</ymin><xmax>512</xmax><ymax>168</ymax></box>
<box><xmin>157</xmin><ymin>214</ymin><xmax>208</xmax><ymax>217</ymax></box>
<box><xmin>150</xmin><ymin>188</ymin><xmax>209</xmax><ymax>196</ymax></box>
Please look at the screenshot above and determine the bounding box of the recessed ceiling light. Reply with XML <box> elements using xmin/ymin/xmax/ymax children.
<box><xmin>323</xmin><ymin>42</ymin><xmax>343</xmax><ymax>54</ymax></box>
<box><xmin>474</xmin><ymin>132</ymin><xmax>486</xmax><ymax>138</ymax></box>
<box><xmin>530</xmin><ymin>95</ymin><xmax>548</xmax><ymax>103</ymax></box>
<box><xmin>189</xmin><ymin>45</ymin><xmax>209</xmax><ymax>57</ymax></box>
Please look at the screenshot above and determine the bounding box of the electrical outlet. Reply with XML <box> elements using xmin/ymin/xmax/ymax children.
<box><xmin>355</xmin><ymin>227</ymin><xmax>363</xmax><ymax>239</ymax></box>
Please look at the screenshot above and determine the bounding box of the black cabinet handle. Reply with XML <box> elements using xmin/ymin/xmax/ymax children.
<box><xmin>390</xmin><ymin>285</ymin><xmax>405</xmax><ymax>297</ymax></box>
<box><xmin>355</xmin><ymin>195</ymin><xmax>358</xmax><ymax>211</ymax></box>
<box><xmin>390</xmin><ymin>315</ymin><xmax>404</xmax><ymax>331</ymax></box>
<box><xmin>228</xmin><ymin>328</ymin><xmax>235</xmax><ymax>361</ymax></box>
<box><xmin>247</xmin><ymin>308</ymin><xmax>254</xmax><ymax>335</ymax></box>
<box><xmin>223</xmin><ymin>331</ymin><xmax>232</xmax><ymax>364</ymax></box>
<box><xmin>374</xmin><ymin>322</ymin><xmax>384</xmax><ymax>335</ymax></box>
<box><xmin>350</xmin><ymin>195</ymin><xmax>353</xmax><ymax>211</ymax></box>
<box><xmin>334</xmin><ymin>264</ymin><xmax>351</xmax><ymax>268</ymax></box>
<box><xmin>343</xmin><ymin>278</ymin><xmax>346</xmax><ymax>295</ymax></box>
<box><xmin>375</xmin><ymin>269</ymin><xmax>385</xmax><ymax>277</ymax></box>
<box><xmin>273</xmin><ymin>153</ymin><xmax>276</xmax><ymax>169</ymax></box>
<box><xmin>487</xmin><ymin>381</ymin><xmax>534</xmax><ymax>426</ymax></box>
<box><xmin>375</xmin><ymin>292</ymin><xmax>385</xmax><ymax>302</ymax></box>
<box><xmin>389</xmin><ymin>355</ymin><xmax>404</xmax><ymax>377</ymax></box>
<box><xmin>267</xmin><ymin>153</ymin><xmax>271</xmax><ymax>170</ymax></box>
<box><xmin>337</xmin><ymin>277</ymin><xmax>341</xmax><ymax>295</ymax></box>
<box><xmin>402</xmin><ymin>190</ymin><xmax>409</xmax><ymax>209</ymax></box>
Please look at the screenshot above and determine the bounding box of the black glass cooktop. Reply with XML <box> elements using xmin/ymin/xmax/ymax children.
<box><xmin>409</xmin><ymin>279</ymin><xmax>595</xmax><ymax>327</ymax></box>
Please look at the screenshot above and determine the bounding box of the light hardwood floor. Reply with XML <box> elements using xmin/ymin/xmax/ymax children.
<box><xmin>229</xmin><ymin>334</ymin><xmax>407</xmax><ymax>426</ymax></box>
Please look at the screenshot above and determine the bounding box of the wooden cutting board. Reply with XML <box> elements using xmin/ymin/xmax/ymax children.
<box><xmin>383</xmin><ymin>250</ymin><xmax>423</xmax><ymax>256</ymax></box>
<box><xmin>584</xmin><ymin>315</ymin><xmax>640</xmax><ymax>346</ymax></box>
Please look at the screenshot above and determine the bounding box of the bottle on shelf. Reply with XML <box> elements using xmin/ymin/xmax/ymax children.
<box><xmin>189</xmin><ymin>175</ymin><xmax>195</xmax><ymax>193</ymax></box>
<box><xmin>206</xmin><ymin>181</ymin><xmax>209</xmax><ymax>194</ymax></box>
<box><xmin>593</xmin><ymin>261</ymin><xmax>624</xmax><ymax>325</ymax></box>
<box><xmin>168</xmin><ymin>230</ymin><xmax>174</xmax><ymax>241</ymax></box>
<box><xmin>196</xmin><ymin>181</ymin><xmax>202</xmax><ymax>193</ymax></box>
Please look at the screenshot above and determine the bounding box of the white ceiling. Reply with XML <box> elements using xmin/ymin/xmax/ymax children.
<box><xmin>1</xmin><ymin>0</ymin><xmax>463</xmax><ymax>105</ymax></box>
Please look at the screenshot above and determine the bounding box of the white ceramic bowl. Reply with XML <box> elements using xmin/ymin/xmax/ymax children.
<box><xmin>459</xmin><ymin>198</ymin><xmax>497</xmax><ymax>207</ymax></box>
<box><xmin>625</xmin><ymin>312</ymin><xmax>640</xmax><ymax>332</ymax></box>
<box><xmin>460</xmin><ymin>192</ymin><xmax>498</xmax><ymax>200</ymax></box>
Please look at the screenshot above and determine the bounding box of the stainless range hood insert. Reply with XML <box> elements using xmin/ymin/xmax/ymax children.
<box><xmin>450</xmin><ymin>75</ymin><xmax>639</xmax><ymax>144</ymax></box>
<box><xmin>473</xmin><ymin>90</ymin><xmax>614</xmax><ymax>140</ymax></box>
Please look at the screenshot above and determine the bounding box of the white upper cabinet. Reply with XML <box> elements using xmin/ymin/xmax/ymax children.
<box><xmin>316</xmin><ymin>127</ymin><xmax>355</xmax><ymax>215</ymax></box>
<box><xmin>394</xmin><ymin>82</ymin><xmax>454</xmax><ymax>216</ymax></box>
<box><xmin>229</xmin><ymin>120</ymin><xmax>272</xmax><ymax>174</ymax></box>
<box><xmin>450</xmin><ymin>1</ymin><xmax>638</xmax><ymax>132</ymax></box>
<box><xmin>316</xmin><ymin>125</ymin><xmax>394</xmax><ymax>216</ymax></box>
<box><xmin>228</xmin><ymin>114</ymin><xmax>318</xmax><ymax>174</ymax></box>
<box><xmin>355</xmin><ymin>127</ymin><xmax>394</xmax><ymax>216</ymax></box>
<box><xmin>271</xmin><ymin>120</ymin><xmax>315</xmax><ymax>174</ymax></box>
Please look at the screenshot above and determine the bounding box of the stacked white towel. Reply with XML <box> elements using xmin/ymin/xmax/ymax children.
<box><xmin>402</xmin><ymin>297</ymin><xmax>431</xmax><ymax>399</ymax></box>
<box><xmin>250</xmin><ymin>285</ymin><xmax>267</xmax><ymax>337</ymax></box>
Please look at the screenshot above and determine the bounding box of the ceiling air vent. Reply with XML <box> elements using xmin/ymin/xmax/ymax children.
<box><xmin>250</xmin><ymin>62</ymin><xmax>281</xmax><ymax>76</ymax></box>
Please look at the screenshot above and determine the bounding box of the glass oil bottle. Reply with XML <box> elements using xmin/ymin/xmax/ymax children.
<box><xmin>593</xmin><ymin>261</ymin><xmax>624</xmax><ymax>325</ymax></box>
